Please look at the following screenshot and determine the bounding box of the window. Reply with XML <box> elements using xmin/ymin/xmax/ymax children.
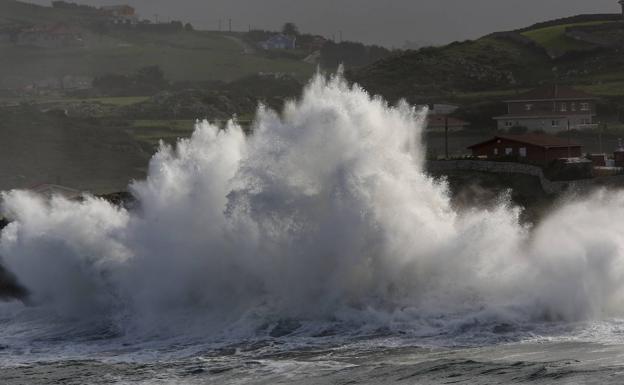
<box><xmin>581</xmin><ymin>103</ymin><xmax>590</xmax><ymax>111</ymax></box>
<box><xmin>571</xmin><ymin>103</ymin><xmax>576</xmax><ymax>112</ymax></box>
<box><xmin>494</xmin><ymin>148</ymin><xmax>499</xmax><ymax>156</ymax></box>
<box><xmin>505</xmin><ymin>148</ymin><xmax>513</xmax><ymax>155</ymax></box>
<box><xmin>552</xmin><ymin>120</ymin><xmax>559</xmax><ymax>127</ymax></box>
<box><xmin>525</xmin><ymin>104</ymin><xmax>533</xmax><ymax>111</ymax></box>
<box><xmin>561</xmin><ymin>103</ymin><xmax>567</xmax><ymax>112</ymax></box>
<box><xmin>519</xmin><ymin>147</ymin><xmax>527</xmax><ymax>157</ymax></box>
<box><xmin>505</xmin><ymin>121</ymin><xmax>513</xmax><ymax>127</ymax></box>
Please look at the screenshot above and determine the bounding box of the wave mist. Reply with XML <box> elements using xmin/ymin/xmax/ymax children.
<box><xmin>2</xmin><ymin>74</ymin><xmax>624</xmax><ymax>340</ymax></box>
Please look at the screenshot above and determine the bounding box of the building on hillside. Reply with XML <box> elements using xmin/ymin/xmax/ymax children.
<box><xmin>17</xmin><ymin>24</ymin><xmax>83</xmax><ymax>48</ymax></box>
<box><xmin>493</xmin><ymin>85</ymin><xmax>597</xmax><ymax>133</ymax></box>
<box><xmin>299</xmin><ymin>35</ymin><xmax>327</xmax><ymax>52</ymax></box>
<box><xmin>615</xmin><ymin>139</ymin><xmax>624</xmax><ymax>167</ymax></box>
<box><xmin>426</xmin><ymin>114</ymin><xmax>469</xmax><ymax>132</ymax></box>
<box><xmin>429</xmin><ymin>104</ymin><xmax>460</xmax><ymax>115</ymax></box>
<box><xmin>468</xmin><ymin>133</ymin><xmax>582</xmax><ymax>164</ymax></box>
<box><xmin>100</xmin><ymin>5</ymin><xmax>138</xmax><ymax>25</ymax></box>
<box><xmin>589</xmin><ymin>153</ymin><xmax>608</xmax><ymax>167</ymax></box>
<box><xmin>260</xmin><ymin>34</ymin><xmax>297</xmax><ymax>50</ymax></box>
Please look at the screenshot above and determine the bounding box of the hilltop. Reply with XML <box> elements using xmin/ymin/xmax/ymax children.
<box><xmin>351</xmin><ymin>14</ymin><xmax>624</xmax><ymax>108</ymax></box>
<box><xmin>0</xmin><ymin>0</ymin><xmax>315</xmax><ymax>87</ymax></box>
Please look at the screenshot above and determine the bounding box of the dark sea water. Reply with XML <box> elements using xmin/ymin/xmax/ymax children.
<box><xmin>2</xmin><ymin>310</ymin><xmax>624</xmax><ymax>384</ymax></box>
<box><xmin>2</xmin><ymin>338</ymin><xmax>624</xmax><ymax>384</ymax></box>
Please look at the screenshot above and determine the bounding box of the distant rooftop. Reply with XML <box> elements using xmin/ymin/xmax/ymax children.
<box><xmin>468</xmin><ymin>133</ymin><xmax>581</xmax><ymax>149</ymax></box>
<box><xmin>426</xmin><ymin>114</ymin><xmax>468</xmax><ymax>128</ymax></box>
<box><xmin>507</xmin><ymin>85</ymin><xmax>596</xmax><ymax>102</ymax></box>
<box><xmin>100</xmin><ymin>5</ymin><xmax>134</xmax><ymax>10</ymax></box>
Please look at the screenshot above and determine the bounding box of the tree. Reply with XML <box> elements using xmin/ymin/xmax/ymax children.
<box><xmin>135</xmin><ymin>66</ymin><xmax>167</xmax><ymax>91</ymax></box>
<box><xmin>170</xmin><ymin>21</ymin><xmax>184</xmax><ymax>31</ymax></box>
<box><xmin>184</xmin><ymin>23</ymin><xmax>194</xmax><ymax>31</ymax></box>
<box><xmin>92</xmin><ymin>73</ymin><xmax>129</xmax><ymax>95</ymax></box>
<box><xmin>282</xmin><ymin>22</ymin><xmax>299</xmax><ymax>36</ymax></box>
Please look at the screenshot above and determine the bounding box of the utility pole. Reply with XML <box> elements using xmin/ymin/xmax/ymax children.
<box><xmin>339</xmin><ymin>30</ymin><xmax>343</xmax><ymax>42</ymax></box>
<box><xmin>445</xmin><ymin>116</ymin><xmax>449</xmax><ymax>159</ymax></box>
<box><xmin>599</xmin><ymin>121</ymin><xmax>605</xmax><ymax>154</ymax></box>
<box><xmin>154</xmin><ymin>14</ymin><xmax>159</xmax><ymax>24</ymax></box>
<box><xmin>567</xmin><ymin>119</ymin><xmax>572</xmax><ymax>158</ymax></box>
<box><xmin>229</xmin><ymin>18</ymin><xmax>232</xmax><ymax>32</ymax></box>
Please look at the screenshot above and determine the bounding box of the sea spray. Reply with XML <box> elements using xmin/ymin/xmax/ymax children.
<box><xmin>1</xmin><ymin>73</ymin><xmax>624</xmax><ymax>340</ymax></box>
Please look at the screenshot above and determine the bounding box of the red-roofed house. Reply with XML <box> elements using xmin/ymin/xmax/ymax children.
<box><xmin>493</xmin><ymin>85</ymin><xmax>597</xmax><ymax>132</ymax></box>
<box><xmin>100</xmin><ymin>5</ymin><xmax>138</xmax><ymax>25</ymax></box>
<box><xmin>468</xmin><ymin>133</ymin><xmax>582</xmax><ymax>164</ymax></box>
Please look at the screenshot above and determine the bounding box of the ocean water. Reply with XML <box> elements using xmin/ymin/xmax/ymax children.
<box><xmin>3</xmin><ymin>73</ymin><xmax>624</xmax><ymax>384</ymax></box>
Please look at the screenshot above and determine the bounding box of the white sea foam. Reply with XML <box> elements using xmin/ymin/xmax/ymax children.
<box><xmin>2</xmin><ymin>73</ymin><xmax>624</xmax><ymax>343</ymax></box>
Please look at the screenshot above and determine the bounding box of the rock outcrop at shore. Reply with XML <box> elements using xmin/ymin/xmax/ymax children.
<box><xmin>0</xmin><ymin>218</ymin><xmax>28</xmax><ymax>300</ymax></box>
<box><xmin>0</xmin><ymin>264</ymin><xmax>28</xmax><ymax>301</ymax></box>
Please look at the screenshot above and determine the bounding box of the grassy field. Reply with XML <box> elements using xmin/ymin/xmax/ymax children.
<box><xmin>0</xmin><ymin>95</ymin><xmax>150</xmax><ymax>105</ymax></box>
<box><xmin>129</xmin><ymin>118</ymin><xmax>257</xmax><ymax>147</ymax></box>
<box><xmin>0</xmin><ymin>41</ymin><xmax>314</xmax><ymax>84</ymax></box>
<box><xmin>0</xmin><ymin>1</ymin><xmax>314</xmax><ymax>85</ymax></box>
<box><xmin>521</xmin><ymin>21</ymin><xmax>614</xmax><ymax>54</ymax></box>
<box><xmin>578</xmin><ymin>81</ymin><xmax>624</xmax><ymax>97</ymax></box>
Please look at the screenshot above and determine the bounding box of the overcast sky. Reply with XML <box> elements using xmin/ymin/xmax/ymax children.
<box><xmin>27</xmin><ymin>0</ymin><xmax>622</xmax><ymax>47</ymax></box>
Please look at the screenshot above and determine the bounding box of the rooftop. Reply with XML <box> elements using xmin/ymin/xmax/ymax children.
<box><xmin>506</xmin><ymin>85</ymin><xmax>596</xmax><ymax>102</ymax></box>
<box><xmin>468</xmin><ymin>133</ymin><xmax>581</xmax><ymax>149</ymax></box>
<box><xmin>426</xmin><ymin>114</ymin><xmax>468</xmax><ymax>127</ymax></box>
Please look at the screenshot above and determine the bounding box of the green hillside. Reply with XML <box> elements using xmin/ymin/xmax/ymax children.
<box><xmin>521</xmin><ymin>21</ymin><xmax>610</xmax><ymax>54</ymax></box>
<box><xmin>0</xmin><ymin>0</ymin><xmax>314</xmax><ymax>85</ymax></box>
<box><xmin>351</xmin><ymin>36</ymin><xmax>551</xmax><ymax>103</ymax></box>
<box><xmin>0</xmin><ymin>0</ymin><xmax>97</xmax><ymax>25</ymax></box>
<box><xmin>351</xmin><ymin>14</ymin><xmax>624</xmax><ymax>104</ymax></box>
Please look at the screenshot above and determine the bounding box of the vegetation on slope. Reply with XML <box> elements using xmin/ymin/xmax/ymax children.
<box><xmin>352</xmin><ymin>14</ymin><xmax>624</xmax><ymax>112</ymax></box>
<box><xmin>350</xmin><ymin>36</ymin><xmax>550</xmax><ymax>103</ymax></box>
<box><xmin>520</xmin><ymin>21</ymin><xmax>612</xmax><ymax>54</ymax></box>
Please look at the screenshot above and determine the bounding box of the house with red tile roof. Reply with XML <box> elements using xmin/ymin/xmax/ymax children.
<box><xmin>468</xmin><ymin>133</ymin><xmax>582</xmax><ymax>164</ymax></box>
<box><xmin>493</xmin><ymin>85</ymin><xmax>597</xmax><ymax>133</ymax></box>
<box><xmin>100</xmin><ymin>5</ymin><xmax>138</xmax><ymax>25</ymax></box>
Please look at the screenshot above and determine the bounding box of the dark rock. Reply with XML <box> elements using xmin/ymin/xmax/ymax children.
<box><xmin>493</xmin><ymin>323</ymin><xmax>515</xmax><ymax>334</ymax></box>
<box><xmin>97</xmin><ymin>191</ymin><xmax>135</xmax><ymax>208</ymax></box>
<box><xmin>0</xmin><ymin>264</ymin><xmax>29</xmax><ymax>301</ymax></box>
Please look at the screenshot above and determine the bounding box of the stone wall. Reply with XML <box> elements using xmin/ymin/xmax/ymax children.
<box><xmin>426</xmin><ymin>160</ymin><xmax>624</xmax><ymax>194</ymax></box>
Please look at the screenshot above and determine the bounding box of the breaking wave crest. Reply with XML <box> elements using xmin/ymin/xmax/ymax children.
<box><xmin>2</xmin><ymin>73</ymin><xmax>624</xmax><ymax>343</ymax></box>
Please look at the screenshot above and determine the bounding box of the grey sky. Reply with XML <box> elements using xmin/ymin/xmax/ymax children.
<box><xmin>27</xmin><ymin>0</ymin><xmax>622</xmax><ymax>47</ymax></box>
